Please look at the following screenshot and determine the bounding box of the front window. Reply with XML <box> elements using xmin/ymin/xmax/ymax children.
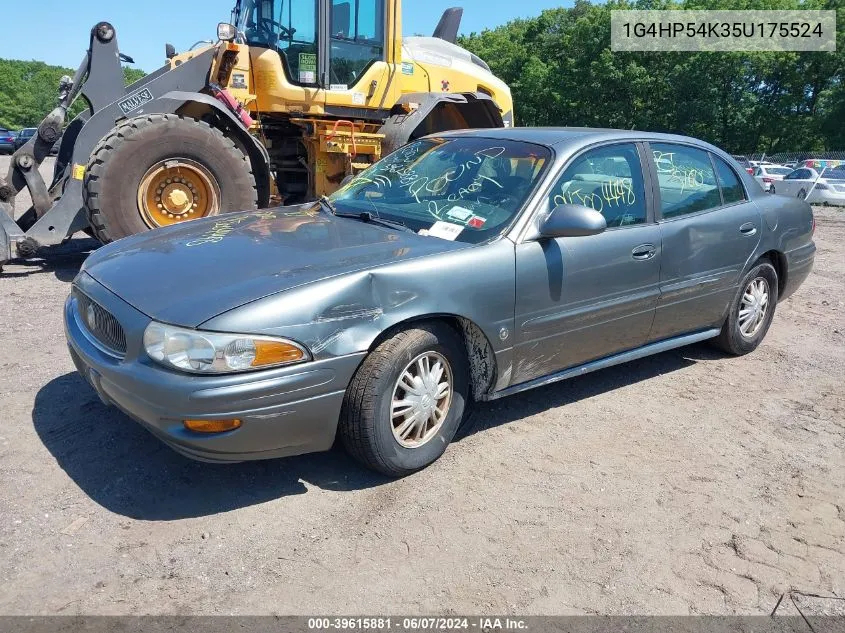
<box><xmin>766</xmin><ymin>167</ymin><xmax>792</xmax><ymax>176</ymax></box>
<box><xmin>238</xmin><ymin>0</ymin><xmax>319</xmax><ymax>85</ymax></box>
<box><xmin>329</xmin><ymin>0</ymin><xmax>385</xmax><ymax>87</ymax></box>
<box><xmin>824</xmin><ymin>167</ymin><xmax>845</xmax><ymax>181</ymax></box>
<box><xmin>330</xmin><ymin>137</ymin><xmax>550</xmax><ymax>244</ymax></box>
<box><xmin>549</xmin><ymin>143</ymin><xmax>647</xmax><ymax>228</ymax></box>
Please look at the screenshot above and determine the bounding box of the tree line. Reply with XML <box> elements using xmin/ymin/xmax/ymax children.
<box><xmin>459</xmin><ymin>0</ymin><xmax>844</xmax><ymax>153</ymax></box>
<box><xmin>1</xmin><ymin>0</ymin><xmax>842</xmax><ymax>154</ymax></box>
<box><xmin>0</xmin><ymin>59</ymin><xmax>145</xmax><ymax>130</ymax></box>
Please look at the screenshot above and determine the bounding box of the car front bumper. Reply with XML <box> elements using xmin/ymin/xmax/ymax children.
<box><xmin>64</xmin><ymin>276</ymin><xmax>365</xmax><ymax>463</ymax></box>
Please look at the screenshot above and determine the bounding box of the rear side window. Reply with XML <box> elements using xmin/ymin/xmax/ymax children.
<box><xmin>712</xmin><ymin>155</ymin><xmax>746</xmax><ymax>205</ymax></box>
<box><xmin>652</xmin><ymin>143</ymin><xmax>721</xmax><ymax>219</ymax></box>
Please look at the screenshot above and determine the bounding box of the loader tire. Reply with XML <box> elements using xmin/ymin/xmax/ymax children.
<box><xmin>84</xmin><ymin>114</ymin><xmax>257</xmax><ymax>243</ymax></box>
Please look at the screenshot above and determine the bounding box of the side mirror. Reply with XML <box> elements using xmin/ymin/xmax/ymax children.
<box><xmin>539</xmin><ymin>204</ymin><xmax>606</xmax><ymax>238</ymax></box>
<box><xmin>217</xmin><ymin>22</ymin><xmax>237</xmax><ymax>42</ymax></box>
<box><xmin>165</xmin><ymin>43</ymin><xmax>177</xmax><ymax>60</ymax></box>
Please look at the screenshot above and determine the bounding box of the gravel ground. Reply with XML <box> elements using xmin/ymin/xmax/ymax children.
<box><xmin>0</xmin><ymin>157</ymin><xmax>843</xmax><ymax>616</ymax></box>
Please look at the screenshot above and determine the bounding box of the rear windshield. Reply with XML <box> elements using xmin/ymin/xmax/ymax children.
<box><xmin>766</xmin><ymin>167</ymin><xmax>792</xmax><ymax>176</ymax></box>
<box><xmin>824</xmin><ymin>167</ymin><xmax>845</xmax><ymax>180</ymax></box>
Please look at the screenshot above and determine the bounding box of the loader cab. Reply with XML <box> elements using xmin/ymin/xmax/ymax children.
<box><xmin>235</xmin><ymin>0</ymin><xmax>389</xmax><ymax>90</ymax></box>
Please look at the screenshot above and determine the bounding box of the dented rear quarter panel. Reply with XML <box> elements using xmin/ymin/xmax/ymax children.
<box><xmin>200</xmin><ymin>239</ymin><xmax>517</xmax><ymax>392</ymax></box>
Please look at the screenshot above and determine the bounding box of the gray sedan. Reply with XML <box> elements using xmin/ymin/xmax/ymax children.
<box><xmin>65</xmin><ymin>128</ymin><xmax>816</xmax><ymax>476</ymax></box>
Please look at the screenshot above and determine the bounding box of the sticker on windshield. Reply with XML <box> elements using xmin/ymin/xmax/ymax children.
<box><xmin>299</xmin><ymin>53</ymin><xmax>317</xmax><ymax>84</ymax></box>
<box><xmin>423</xmin><ymin>221</ymin><xmax>464</xmax><ymax>241</ymax></box>
<box><xmin>468</xmin><ymin>215</ymin><xmax>486</xmax><ymax>229</ymax></box>
<box><xmin>446</xmin><ymin>206</ymin><xmax>473</xmax><ymax>222</ymax></box>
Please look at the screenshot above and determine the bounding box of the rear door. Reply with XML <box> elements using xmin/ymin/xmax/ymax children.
<box><xmin>512</xmin><ymin>141</ymin><xmax>661</xmax><ymax>384</ymax></box>
<box><xmin>777</xmin><ymin>168</ymin><xmax>812</xmax><ymax>197</ymax></box>
<box><xmin>647</xmin><ymin>143</ymin><xmax>761</xmax><ymax>341</ymax></box>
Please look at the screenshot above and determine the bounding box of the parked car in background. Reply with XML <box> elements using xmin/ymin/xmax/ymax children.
<box><xmin>731</xmin><ymin>154</ymin><xmax>755</xmax><ymax>174</ymax></box>
<box><xmin>0</xmin><ymin>128</ymin><xmax>16</xmax><ymax>154</ymax></box>
<box><xmin>773</xmin><ymin>165</ymin><xmax>845</xmax><ymax>206</ymax></box>
<box><xmin>11</xmin><ymin>126</ymin><xmax>62</xmax><ymax>155</ymax></box>
<box><xmin>13</xmin><ymin>127</ymin><xmax>36</xmax><ymax>150</ymax></box>
<box><xmin>64</xmin><ymin>128</ymin><xmax>816</xmax><ymax>475</ymax></box>
<box><xmin>753</xmin><ymin>165</ymin><xmax>793</xmax><ymax>192</ymax></box>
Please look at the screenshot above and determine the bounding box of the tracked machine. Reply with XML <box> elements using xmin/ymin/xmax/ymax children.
<box><xmin>0</xmin><ymin>1</ymin><xmax>513</xmax><ymax>269</ymax></box>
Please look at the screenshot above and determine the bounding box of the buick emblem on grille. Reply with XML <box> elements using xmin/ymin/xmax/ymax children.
<box><xmin>86</xmin><ymin>303</ymin><xmax>98</xmax><ymax>331</ymax></box>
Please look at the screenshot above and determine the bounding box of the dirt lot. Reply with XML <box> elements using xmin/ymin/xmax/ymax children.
<box><xmin>0</xmin><ymin>157</ymin><xmax>843</xmax><ymax>616</ymax></box>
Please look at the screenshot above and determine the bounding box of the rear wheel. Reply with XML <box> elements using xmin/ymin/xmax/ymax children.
<box><xmin>339</xmin><ymin>323</ymin><xmax>469</xmax><ymax>477</ymax></box>
<box><xmin>84</xmin><ymin>114</ymin><xmax>257</xmax><ymax>243</ymax></box>
<box><xmin>798</xmin><ymin>188</ymin><xmax>807</xmax><ymax>200</ymax></box>
<box><xmin>714</xmin><ymin>261</ymin><xmax>779</xmax><ymax>356</ymax></box>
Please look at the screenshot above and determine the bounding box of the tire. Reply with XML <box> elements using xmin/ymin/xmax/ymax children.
<box><xmin>798</xmin><ymin>188</ymin><xmax>807</xmax><ymax>200</ymax></box>
<box><xmin>770</xmin><ymin>184</ymin><xmax>776</xmax><ymax>194</ymax></box>
<box><xmin>714</xmin><ymin>260</ymin><xmax>779</xmax><ymax>356</ymax></box>
<box><xmin>339</xmin><ymin>323</ymin><xmax>469</xmax><ymax>477</ymax></box>
<box><xmin>84</xmin><ymin>114</ymin><xmax>257</xmax><ymax>243</ymax></box>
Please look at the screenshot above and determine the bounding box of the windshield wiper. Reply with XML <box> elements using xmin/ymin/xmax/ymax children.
<box><xmin>332</xmin><ymin>210</ymin><xmax>414</xmax><ymax>233</ymax></box>
<box><xmin>317</xmin><ymin>195</ymin><xmax>337</xmax><ymax>216</ymax></box>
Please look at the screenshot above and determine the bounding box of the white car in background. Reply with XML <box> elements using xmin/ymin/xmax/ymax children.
<box><xmin>772</xmin><ymin>165</ymin><xmax>845</xmax><ymax>206</ymax></box>
<box><xmin>753</xmin><ymin>165</ymin><xmax>793</xmax><ymax>192</ymax></box>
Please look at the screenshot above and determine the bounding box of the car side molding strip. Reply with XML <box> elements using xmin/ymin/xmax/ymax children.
<box><xmin>487</xmin><ymin>328</ymin><xmax>722</xmax><ymax>401</ymax></box>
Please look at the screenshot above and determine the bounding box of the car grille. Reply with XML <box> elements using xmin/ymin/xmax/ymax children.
<box><xmin>73</xmin><ymin>288</ymin><xmax>127</xmax><ymax>357</ymax></box>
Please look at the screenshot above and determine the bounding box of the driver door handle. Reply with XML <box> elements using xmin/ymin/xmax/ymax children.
<box><xmin>631</xmin><ymin>244</ymin><xmax>657</xmax><ymax>260</ymax></box>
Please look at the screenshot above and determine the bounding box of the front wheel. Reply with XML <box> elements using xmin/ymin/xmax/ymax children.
<box><xmin>84</xmin><ymin>114</ymin><xmax>257</xmax><ymax>243</ymax></box>
<box><xmin>339</xmin><ymin>323</ymin><xmax>469</xmax><ymax>477</ymax></box>
<box><xmin>714</xmin><ymin>261</ymin><xmax>779</xmax><ymax>356</ymax></box>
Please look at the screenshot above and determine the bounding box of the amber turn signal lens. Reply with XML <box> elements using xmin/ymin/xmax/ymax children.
<box><xmin>252</xmin><ymin>340</ymin><xmax>305</xmax><ymax>367</ymax></box>
<box><xmin>183</xmin><ymin>419</ymin><xmax>242</xmax><ymax>433</ymax></box>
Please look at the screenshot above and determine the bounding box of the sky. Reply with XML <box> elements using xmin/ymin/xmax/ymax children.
<box><xmin>0</xmin><ymin>0</ymin><xmax>568</xmax><ymax>73</ymax></box>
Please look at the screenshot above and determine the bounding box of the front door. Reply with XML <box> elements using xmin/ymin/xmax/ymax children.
<box><xmin>512</xmin><ymin>142</ymin><xmax>661</xmax><ymax>385</ymax></box>
<box><xmin>647</xmin><ymin>142</ymin><xmax>762</xmax><ymax>341</ymax></box>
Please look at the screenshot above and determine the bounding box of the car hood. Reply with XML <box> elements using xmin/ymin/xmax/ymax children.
<box><xmin>82</xmin><ymin>206</ymin><xmax>469</xmax><ymax>327</ymax></box>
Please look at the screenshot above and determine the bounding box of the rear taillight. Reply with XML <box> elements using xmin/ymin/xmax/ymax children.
<box><xmin>746</xmin><ymin>168</ymin><xmax>754</xmax><ymax>174</ymax></box>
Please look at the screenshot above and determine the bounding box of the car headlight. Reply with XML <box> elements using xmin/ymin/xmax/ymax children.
<box><xmin>143</xmin><ymin>322</ymin><xmax>310</xmax><ymax>374</ymax></box>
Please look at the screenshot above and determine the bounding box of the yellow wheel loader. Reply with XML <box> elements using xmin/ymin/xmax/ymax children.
<box><xmin>0</xmin><ymin>1</ymin><xmax>513</xmax><ymax>267</ymax></box>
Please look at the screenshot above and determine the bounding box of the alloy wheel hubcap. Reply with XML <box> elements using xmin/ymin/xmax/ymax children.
<box><xmin>391</xmin><ymin>352</ymin><xmax>453</xmax><ymax>449</ymax></box>
<box><xmin>738</xmin><ymin>277</ymin><xmax>770</xmax><ymax>338</ymax></box>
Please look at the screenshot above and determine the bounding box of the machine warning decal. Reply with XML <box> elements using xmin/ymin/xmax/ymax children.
<box><xmin>72</xmin><ymin>164</ymin><xmax>86</xmax><ymax>180</ymax></box>
<box><xmin>299</xmin><ymin>53</ymin><xmax>317</xmax><ymax>83</ymax></box>
<box><xmin>117</xmin><ymin>88</ymin><xmax>154</xmax><ymax>115</ymax></box>
<box><xmin>401</xmin><ymin>62</ymin><xmax>414</xmax><ymax>75</ymax></box>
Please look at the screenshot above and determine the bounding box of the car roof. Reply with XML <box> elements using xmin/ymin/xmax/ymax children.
<box><xmin>435</xmin><ymin>126</ymin><xmax>728</xmax><ymax>154</ymax></box>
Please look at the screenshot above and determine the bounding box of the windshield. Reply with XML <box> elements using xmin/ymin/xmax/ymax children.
<box><xmin>237</xmin><ymin>0</ymin><xmax>318</xmax><ymax>85</ymax></box>
<box><xmin>824</xmin><ymin>167</ymin><xmax>845</xmax><ymax>181</ymax></box>
<box><xmin>329</xmin><ymin>137</ymin><xmax>550</xmax><ymax>244</ymax></box>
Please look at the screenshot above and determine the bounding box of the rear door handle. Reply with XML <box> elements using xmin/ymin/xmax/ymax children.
<box><xmin>740</xmin><ymin>222</ymin><xmax>757</xmax><ymax>236</ymax></box>
<box><xmin>631</xmin><ymin>244</ymin><xmax>657</xmax><ymax>260</ymax></box>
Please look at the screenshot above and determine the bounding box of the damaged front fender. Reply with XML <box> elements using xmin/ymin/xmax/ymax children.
<box><xmin>200</xmin><ymin>239</ymin><xmax>517</xmax><ymax>398</ymax></box>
